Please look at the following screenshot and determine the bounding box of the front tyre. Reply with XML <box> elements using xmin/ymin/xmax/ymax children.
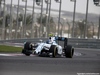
<box><xmin>49</xmin><ymin>45</ymin><xmax>58</xmax><ymax>57</ymax></box>
<box><xmin>22</xmin><ymin>42</ymin><xmax>33</xmax><ymax>56</ymax></box>
<box><xmin>22</xmin><ymin>49</ymin><xmax>31</xmax><ymax>56</ymax></box>
<box><xmin>24</xmin><ymin>42</ymin><xmax>33</xmax><ymax>50</ymax></box>
<box><xmin>65</xmin><ymin>45</ymin><xmax>74</xmax><ymax>58</ymax></box>
<box><xmin>25</xmin><ymin>53</ymin><xmax>31</xmax><ymax>56</ymax></box>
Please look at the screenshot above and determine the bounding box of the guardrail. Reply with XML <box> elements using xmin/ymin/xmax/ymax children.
<box><xmin>0</xmin><ymin>38</ymin><xmax>100</xmax><ymax>49</ymax></box>
<box><xmin>68</xmin><ymin>38</ymin><xmax>100</xmax><ymax>49</ymax></box>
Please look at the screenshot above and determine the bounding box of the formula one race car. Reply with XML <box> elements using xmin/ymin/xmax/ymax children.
<box><xmin>22</xmin><ymin>37</ymin><xmax>74</xmax><ymax>58</ymax></box>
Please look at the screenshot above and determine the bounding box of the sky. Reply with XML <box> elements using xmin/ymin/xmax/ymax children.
<box><xmin>5</xmin><ymin>0</ymin><xmax>100</xmax><ymax>14</ymax></box>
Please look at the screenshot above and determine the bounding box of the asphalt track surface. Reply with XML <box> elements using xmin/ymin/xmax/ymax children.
<box><xmin>0</xmin><ymin>48</ymin><xmax>100</xmax><ymax>75</ymax></box>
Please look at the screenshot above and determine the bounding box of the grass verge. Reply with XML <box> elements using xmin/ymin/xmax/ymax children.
<box><xmin>0</xmin><ymin>45</ymin><xmax>22</xmax><ymax>53</ymax></box>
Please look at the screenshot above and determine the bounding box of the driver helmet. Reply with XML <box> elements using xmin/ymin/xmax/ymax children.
<box><xmin>46</xmin><ymin>33</ymin><xmax>54</xmax><ymax>44</ymax></box>
<box><xmin>49</xmin><ymin>33</ymin><xmax>54</xmax><ymax>37</ymax></box>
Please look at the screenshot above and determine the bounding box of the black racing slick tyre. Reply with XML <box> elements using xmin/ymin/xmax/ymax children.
<box><xmin>22</xmin><ymin>42</ymin><xmax>33</xmax><ymax>56</ymax></box>
<box><xmin>25</xmin><ymin>53</ymin><xmax>31</xmax><ymax>56</ymax></box>
<box><xmin>24</xmin><ymin>42</ymin><xmax>33</xmax><ymax>50</ymax></box>
<box><xmin>49</xmin><ymin>45</ymin><xmax>58</xmax><ymax>57</ymax></box>
<box><xmin>65</xmin><ymin>45</ymin><xmax>74</xmax><ymax>58</ymax></box>
<box><xmin>22</xmin><ymin>49</ymin><xmax>25</xmax><ymax>53</ymax></box>
<box><xmin>22</xmin><ymin>49</ymin><xmax>31</xmax><ymax>56</ymax></box>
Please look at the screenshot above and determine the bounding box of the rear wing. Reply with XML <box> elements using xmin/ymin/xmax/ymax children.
<box><xmin>55</xmin><ymin>37</ymin><xmax>68</xmax><ymax>48</ymax></box>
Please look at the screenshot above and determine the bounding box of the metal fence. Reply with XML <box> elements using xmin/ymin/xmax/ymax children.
<box><xmin>0</xmin><ymin>0</ymin><xmax>100</xmax><ymax>40</ymax></box>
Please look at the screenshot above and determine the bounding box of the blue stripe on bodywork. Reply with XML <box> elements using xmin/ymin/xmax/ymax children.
<box><xmin>62</xmin><ymin>37</ymin><xmax>65</xmax><ymax>41</ymax></box>
<box><xmin>55</xmin><ymin>37</ymin><xmax>65</xmax><ymax>41</ymax></box>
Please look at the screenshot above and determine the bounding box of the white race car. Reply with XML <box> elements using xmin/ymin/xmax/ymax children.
<box><xmin>22</xmin><ymin>37</ymin><xmax>74</xmax><ymax>58</ymax></box>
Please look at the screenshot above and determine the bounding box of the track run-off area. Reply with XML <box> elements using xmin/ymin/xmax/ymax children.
<box><xmin>0</xmin><ymin>48</ymin><xmax>100</xmax><ymax>75</ymax></box>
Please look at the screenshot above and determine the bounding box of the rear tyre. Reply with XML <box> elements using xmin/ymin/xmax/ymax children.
<box><xmin>65</xmin><ymin>45</ymin><xmax>74</xmax><ymax>58</ymax></box>
<box><xmin>49</xmin><ymin>45</ymin><xmax>58</xmax><ymax>57</ymax></box>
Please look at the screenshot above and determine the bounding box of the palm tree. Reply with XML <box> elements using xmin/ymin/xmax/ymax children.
<box><xmin>0</xmin><ymin>0</ymin><xmax>2</xmax><ymax>26</ymax></box>
<box><xmin>77</xmin><ymin>20</ymin><xmax>92</xmax><ymax>38</ymax></box>
<box><xmin>5</xmin><ymin>14</ymin><xmax>10</xmax><ymax>27</ymax></box>
<box><xmin>0</xmin><ymin>17</ymin><xmax>2</xmax><ymax>26</ymax></box>
<box><xmin>37</xmin><ymin>15</ymin><xmax>55</xmax><ymax>33</ymax></box>
<box><xmin>0</xmin><ymin>0</ymin><xmax>2</xmax><ymax>17</ymax></box>
<box><xmin>77</xmin><ymin>20</ymin><xmax>85</xmax><ymax>38</ymax></box>
<box><xmin>0</xmin><ymin>0</ymin><xmax>2</xmax><ymax>9</ymax></box>
<box><xmin>0</xmin><ymin>14</ymin><xmax>10</xmax><ymax>27</ymax></box>
<box><xmin>17</xmin><ymin>14</ymin><xmax>33</xmax><ymax>38</ymax></box>
<box><xmin>37</xmin><ymin>15</ymin><xmax>46</xmax><ymax>26</ymax></box>
<box><xmin>18</xmin><ymin>14</ymin><xmax>23</xmax><ymax>22</ymax></box>
<box><xmin>18</xmin><ymin>14</ymin><xmax>32</xmax><ymax>25</ymax></box>
<box><xmin>0</xmin><ymin>14</ymin><xmax>10</xmax><ymax>39</ymax></box>
<box><xmin>26</xmin><ymin>15</ymin><xmax>32</xmax><ymax>25</ymax></box>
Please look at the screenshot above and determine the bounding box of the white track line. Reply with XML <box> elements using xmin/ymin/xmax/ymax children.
<box><xmin>0</xmin><ymin>53</ymin><xmax>35</xmax><ymax>56</ymax></box>
<box><xmin>0</xmin><ymin>52</ymin><xmax>82</xmax><ymax>56</ymax></box>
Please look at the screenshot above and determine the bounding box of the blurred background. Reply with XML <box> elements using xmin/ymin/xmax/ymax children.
<box><xmin>0</xmin><ymin>0</ymin><xmax>100</xmax><ymax>40</ymax></box>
